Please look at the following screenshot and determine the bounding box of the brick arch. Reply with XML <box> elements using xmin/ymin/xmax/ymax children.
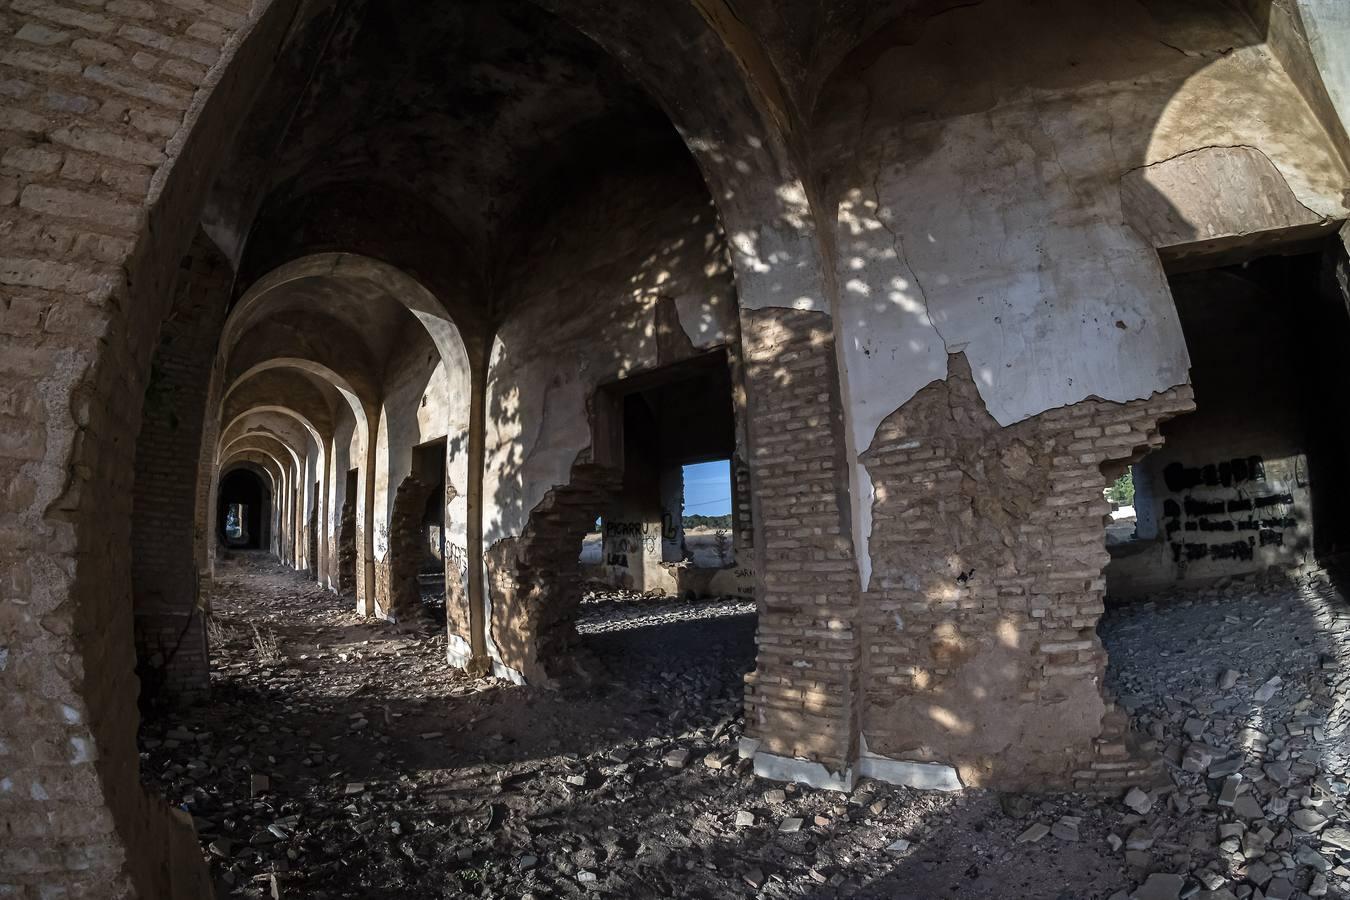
<box><xmin>215</xmin><ymin>459</ymin><xmax>275</xmax><ymax>549</ymax></box>
<box><xmin>3</xmin><ymin>3</ymin><xmax>849</xmax><ymax>894</ymax></box>
<box><xmin>221</xmin><ymin>369</ymin><xmax>335</xmax><ymax>438</ymax></box>
<box><xmin>220</xmin><ymin>407</ymin><xmax>321</xmax><ymax>458</ymax></box>
<box><xmin>224</xmin><ymin>357</ymin><xmax>378</xmax><ymax>601</ymax></box>
<box><xmin>223</xmin><ymin>254</ymin><xmax>474</xmax><ymax>619</ymax></box>
<box><xmin>219</xmin><ymin>408</ymin><xmax>324</xmax><ymax>573</ymax></box>
<box><xmin>0</xmin><ymin>0</ymin><xmax>445</xmax><ymax>893</ymax></box>
<box><xmin>218</xmin><ymin>430</ymin><xmax>302</xmax><ymax>482</ymax></box>
<box><xmin>226</xmin><ymin>253</ymin><xmax>473</xmax><ymax>378</ymax></box>
<box><xmin>220</xmin><ymin>452</ymin><xmax>285</xmax><ymax>555</ymax></box>
<box><xmin>219</xmin><ymin>431</ymin><xmax>302</xmax><ymax>558</ymax></box>
<box><xmin>221</xmin><ymin>455</ymin><xmax>283</xmax><ymax>501</ymax></box>
<box><xmin>228</xmin><ymin>358</ymin><xmax>373</xmax><ymax>434</ymax></box>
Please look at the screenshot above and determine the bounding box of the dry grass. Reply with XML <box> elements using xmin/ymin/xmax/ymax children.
<box><xmin>250</xmin><ymin>623</ymin><xmax>281</xmax><ymax>661</ymax></box>
<box><xmin>205</xmin><ymin>614</ymin><xmax>233</xmax><ymax>647</ymax></box>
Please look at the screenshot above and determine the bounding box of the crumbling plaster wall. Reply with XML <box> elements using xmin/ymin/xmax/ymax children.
<box><xmin>371</xmin><ymin>330</ymin><xmax>469</xmax><ymax>619</ymax></box>
<box><xmin>810</xmin><ymin>0</ymin><xmax>1350</xmax><ymax>786</ymax></box>
<box><xmin>861</xmin><ymin>354</ymin><xmax>1195</xmax><ymax>788</ymax></box>
<box><xmin>821</xmin><ymin>1</ymin><xmax>1347</xmax><ymax>460</ymax></box>
<box><xmin>482</xmin><ymin>157</ymin><xmax>738</xmax><ymax>679</ymax></box>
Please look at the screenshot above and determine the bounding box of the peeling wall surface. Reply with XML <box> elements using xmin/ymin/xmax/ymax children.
<box><xmin>859</xmin><ymin>354</ymin><xmax>1194</xmax><ymax>788</ymax></box>
<box><xmin>4</xmin><ymin>0</ymin><xmax>1350</xmax><ymax>893</ymax></box>
<box><xmin>481</xmin><ymin>157</ymin><xmax>739</xmax><ymax>678</ymax></box>
<box><xmin>810</xmin><ymin>0</ymin><xmax>1350</xmax><ymax>787</ymax></box>
<box><xmin>483</xmin><ymin>160</ymin><xmax>737</xmax><ymax>548</ymax></box>
<box><xmin>821</xmin><ymin>1</ymin><xmax>1346</xmax><ymax>452</ymax></box>
<box><xmin>372</xmin><ymin>326</ymin><xmax>470</xmax><ymax>618</ymax></box>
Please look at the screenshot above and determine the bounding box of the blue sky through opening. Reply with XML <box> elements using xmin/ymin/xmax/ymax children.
<box><xmin>683</xmin><ymin>459</ymin><xmax>731</xmax><ymax>517</ymax></box>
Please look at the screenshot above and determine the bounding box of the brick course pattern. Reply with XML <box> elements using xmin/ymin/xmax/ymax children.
<box><xmin>486</xmin><ymin>460</ymin><xmax>623</xmax><ymax>684</ymax></box>
<box><xmin>739</xmin><ymin>308</ymin><xmax>861</xmax><ymax>773</ymax></box>
<box><xmin>0</xmin><ymin>0</ymin><xmax>259</xmax><ymax>895</ymax></box>
<box><xmin>379</xmin><ymin>473</ymin><xmax>438</xmax><ymax>623</ymax></box>
<box><xmin>130</xmin><ymin>232</ymin><xmax>229</xmax><ymax>705</ymax></box>
<box><xmin>859</xmin><ymin>354</ymin><xmax>1195</xmax><ymax>789</ymax></box>
<box><xmin>337</xmin><ymin>495</ymin><xmax>357</xmax><ymax>594</ymax></box>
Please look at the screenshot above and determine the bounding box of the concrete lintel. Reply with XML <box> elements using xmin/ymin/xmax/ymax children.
<box><xmin>857</xmin><ymin>736</ymin><xmax>964</xmax><ymax>792</ymax></box>
<box><xmin>857</xmin><ymin>756</ymin><xmax>964</xmax><ymax>792</ymax></box>
<box><xmin>751</xmin><ymin>749</ymin><xmax>856</xmax><ymax>793</ymax></box>
<box><xmin>491</xmin><ymin>659</ymin><xmax>525</xmax><ymax>685</ymax></box>
<box><xmin>446</xmin><ymin>634</ymin><xmax>473</xmax><ymax>669</ymax></box>
<box><xmin>746</xmin><ymin>738</ymin><xmax>964</xmax><ymax>794</ymax></box>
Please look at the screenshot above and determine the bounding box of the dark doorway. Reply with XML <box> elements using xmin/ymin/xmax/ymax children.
<box><xmin>218</xmin><ymin>468</ymin><xmax>268</xmax><ymax>550</ymax></box>
<box><xmin>387</xmin><ymin>439</ymin><xmax>447</xmax><ymax>624</ymax></box>
<box><xmin>1109</xmin><ymin>245</ymin><xmax>1350</xmax><ymax>598</ymax></box>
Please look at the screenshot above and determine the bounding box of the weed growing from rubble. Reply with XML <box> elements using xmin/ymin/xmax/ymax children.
<box><xmin>205</xmin><ymin>615</ymin><xmax>232</xmax><ymax>647</ymax></box>
<box><xmin>250</xmin><ymin>623</ymin><xmax>281</xmax><ymax>660</ymax></box>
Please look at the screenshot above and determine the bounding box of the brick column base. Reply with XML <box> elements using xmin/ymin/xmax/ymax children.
<box><xmin>739</xmin><ymin>308</ymin><xmax>861</xmax><ymax>776</ymax></box>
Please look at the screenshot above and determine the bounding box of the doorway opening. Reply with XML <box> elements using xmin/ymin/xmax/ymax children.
<box><xmin>387</xmin><ymin>438</ymin><xmax>448</xmax><ymax>625</ymax></box>
<box><xmin>217</xmin><ymin>469</ymin><xmax>268</xmax><ymax>551</ymax></box>
<box><xmin>571</xmin><ymin>351</ymin><xmax>757</xmax><ymax>679</ymax></box>
<box><xmin>1107</xmin><ymin>245</ymin><xmax>1350</xmax><ymax>600</ymax></box>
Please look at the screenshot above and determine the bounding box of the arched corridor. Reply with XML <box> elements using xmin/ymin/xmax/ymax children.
<box><xmin>4</xmin><ymin>0</ymin><xmax>1350</xmax><ymax>897</ymax></box>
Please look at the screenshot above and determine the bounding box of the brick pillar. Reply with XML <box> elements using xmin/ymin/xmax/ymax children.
<box><xmin>739</xmin><ymin>307</ymin><xmax>861</xmax><ymax>775</ymax></box>
<box><xmin>858</xmin><ymin>354</ymin><xmax>1196</xmax><ymax>789</ymax></box>
<box><xmin>194</xmin><ymin>357</ymin><xmax>225</xmax><ymax>585</ymax></box>
<box><xmin>130</xmin><ymin>233</ymin><xmax>230</xmax><ymax>704</ymax></box>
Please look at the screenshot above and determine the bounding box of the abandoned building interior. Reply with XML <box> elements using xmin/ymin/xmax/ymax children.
<box><xmin>4</xmin><ymin>0</ymin><xmax>1350</xmax><ymax>897</ymax></box>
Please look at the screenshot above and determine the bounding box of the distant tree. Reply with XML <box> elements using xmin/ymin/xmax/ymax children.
<box><xmin>1106</xmin><ymin>473</ymin><xmax>1134</xmax><ymax>506</ymax></box>
<box><xmin>684</xmin><ymin>514</ymin><xmax>733</xmax><ymax>529</ymax></box>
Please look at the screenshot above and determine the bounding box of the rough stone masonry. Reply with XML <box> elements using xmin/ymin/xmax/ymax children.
<box><xmin>2</xmin><ymin>0</ymin><xmax>1350</xmax><ymax>897</ymax></box>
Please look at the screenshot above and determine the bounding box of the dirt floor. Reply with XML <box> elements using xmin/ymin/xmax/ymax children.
<box><xmin>140</xmin><ymin>554</ymin><xmax>1350</xmax><ymax>899</ymax></box>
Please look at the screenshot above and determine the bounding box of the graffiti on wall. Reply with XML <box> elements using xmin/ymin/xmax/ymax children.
<box><xmin>1158</xmin><ymin>455</ymin><xmax>1303</xmax><ymax>567</ymax></box>
<box><xmin>603</xmin><ymin>521</ymin><xmax>657</xmax><ymax>568</ymax></box>
<box><xmin>445</xmin><ymin>542</ymin><xmax>469</xmax><ymax>582</ymax></box>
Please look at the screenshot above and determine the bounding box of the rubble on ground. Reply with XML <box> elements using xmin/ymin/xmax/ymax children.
<box><xmin>1101</xmin><ymin>568</ymin><xmax>1350</xmax><ymax>900</ymax></box>
<box><xmin>140</xmin><ymin>555</ymin><xmax>1350</xmax><ymax>898</ymax></box>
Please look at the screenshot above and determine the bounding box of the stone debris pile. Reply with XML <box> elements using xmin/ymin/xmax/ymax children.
<box><xmin>575</xmin><ymin>586</ymin><xmax>756</xmax><ymax>635</ymax></box>
<box><xmin>1100</xmin><ymin>569</ymin><xmax>1350</xmax><ymax>899</ymax></box>
<box><xmin>139</xmin><ymin>555</ymin><xmax>1350</xmax><ymax>898</ymax></box>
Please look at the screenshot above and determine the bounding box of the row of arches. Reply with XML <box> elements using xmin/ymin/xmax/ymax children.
<box><xmin>5</xmin><ymin>0</ymin><xmax>1350</xmax><ymax>895</ymax></box>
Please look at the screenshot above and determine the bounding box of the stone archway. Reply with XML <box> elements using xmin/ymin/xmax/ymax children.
<box><xmin>6</xmin><ymin>1</ymin><xmax>1345</xmax><ymax>896</ymax></box>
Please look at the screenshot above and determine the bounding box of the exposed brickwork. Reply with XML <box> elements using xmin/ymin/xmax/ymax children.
<box><xmin>442</xmin><ymin>485</ymin><xmax>471</xmax><ymax>646</ymax></box>
<box><xmin>338</xmin><ymin>494</ymin><xmax>357</xmax><ymax>594</ymax></box>
<box><xmin>0</xmin><ymin>0</ymin><xmax>264</xmax><ymax>895</ymax></box>
<box><xmin>2</xmin><ymin>0</ymin><xmax>1334</xmax><ymax>894</ymax></box>
<box><xmin>859</xmin><ymin>354</ymin><xmax>1195</xmax><ymax>789</ymax></box>
<box><xmin>731</xmin><ymin>451</ymin><xmax>754</xmax><ymax>557</ymax></box>
<box><xmin>130</xmin><ymin>231</ymin><xmax>229</xmax><ymax>704</ymax></box>
<box><xmin>378</xmin><ymin>473</ymin><xmax>439</xmax><ymax>622</ymax></box>
<box><xmin>193</xmin><ymin>356</ymin><xmax>224</xmax><ymax>583</ymax></box>
<box><xmin>487</xmin><ymin>459</ymin><xmax>623</xmax><ymax>684</ymax></box>
<box><xmin>307</xmin><ymin>484</ymin><xmax>317</xmax><ymax>578</ymax></box>
<box><xmin>739</xmin><ymin>308</ymin><xmax>861</xmax><ymax>772</ymax></box>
